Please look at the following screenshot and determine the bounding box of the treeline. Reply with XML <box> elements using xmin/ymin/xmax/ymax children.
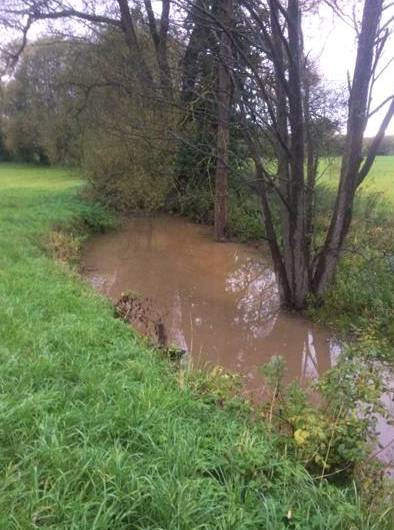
<box><xmin>0</xmin><ymin>0</ymin><xmax>393</xmax><ymax>309</ymax></box>
<box><xmin>329</xmin><ymin>134</ymin><xmax>394</xmax><ymax>156</ymax></box>
<box><xmin>1</xmin><ymin>32</ymin><xmax>175</xmax><ymax>210</ymax></box>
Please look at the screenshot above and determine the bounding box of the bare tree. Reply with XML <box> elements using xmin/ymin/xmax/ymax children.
<box><xmin>313</xmin><ymin>0</ymin><xmax>394</xmax><ymax>295</ymax></box>
<box><xmin>235</xmin><ymin>0</ymin><xmax>393</xmax><ymax>308</ymax></box>
<box><xmin>0</xmin><ymin>0</ymin><xmax>174</xmax><ymax>97</ymax></box>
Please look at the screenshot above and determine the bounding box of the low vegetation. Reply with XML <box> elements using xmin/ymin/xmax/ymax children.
<box><xmin>0</xmin><ymin>163</ymin><xmax>392</xmax><ymax>528</ymax></box>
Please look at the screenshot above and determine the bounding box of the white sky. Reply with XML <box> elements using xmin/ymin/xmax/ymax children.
<box><xmin>304</xmin><ymin>3</ymin><xmax>394</xmax><ymax>136</ymax></box>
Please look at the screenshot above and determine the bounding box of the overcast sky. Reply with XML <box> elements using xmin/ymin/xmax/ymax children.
<box><xmin>304</xmin><ymin>3</ymin><xmax>393</xmax><ymax>136</ymax></box>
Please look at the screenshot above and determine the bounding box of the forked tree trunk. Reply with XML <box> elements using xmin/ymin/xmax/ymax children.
<box><xmin>282</xmin><ymin>0</ymin><xmax>309</xmax><ymax>308</ymax></box>
<box><xmin>312</xmin><ymin>0</ymin><xmax>385</xmax><ymax>296</ymax></box>
<box><xmin>214</xmin><ymin>0</ymin><xmax>233</xmax><ymax>241</ymax></box>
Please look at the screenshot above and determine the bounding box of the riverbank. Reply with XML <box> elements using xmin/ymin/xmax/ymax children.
<box><xmin>0</xmin><ymin>163</ymin><xmax>391</xmax><ymax>528</ymax></box>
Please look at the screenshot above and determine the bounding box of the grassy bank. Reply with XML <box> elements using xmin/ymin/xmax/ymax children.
<box><xmin>0</xmin><ymin>166</ymin><xmax>391</xmax><ymax>528</ymax></box>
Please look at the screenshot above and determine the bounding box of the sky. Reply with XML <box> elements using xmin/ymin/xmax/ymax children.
<box><xmin>304</xmin><ymin>2</ymin><xmax>394</xmax><ymax>136</ymax></box>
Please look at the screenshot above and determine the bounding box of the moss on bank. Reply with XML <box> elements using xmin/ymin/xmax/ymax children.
<box><xmin>0</xmin><ymin>163</ymin><xmax>391</xmax><ymax>529</ymax></box>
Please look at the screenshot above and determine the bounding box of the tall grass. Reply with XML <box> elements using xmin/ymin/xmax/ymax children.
<box><xmin>0</xmin><ymin>163</ymin><xmax>391</xmax><ymax>528</ymax></box>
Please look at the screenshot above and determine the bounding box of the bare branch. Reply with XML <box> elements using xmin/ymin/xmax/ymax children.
<box><xmin>368</xmin><ymin>94</ymin><xmax>394</xmax><ymax>118</ymax></box>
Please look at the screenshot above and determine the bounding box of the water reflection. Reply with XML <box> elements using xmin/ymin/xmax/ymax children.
<box><xmin>82</xmin><ymin>215</ymin><xmax>336</xmax><ymax>395</ymax></box>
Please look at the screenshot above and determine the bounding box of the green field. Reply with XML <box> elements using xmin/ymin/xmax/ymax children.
<box><xmin>0</xmin><ymin>163</ymin><xmax>392</xmax><ymax>528</ymax></box>
<box><xmin>322</xmin><ymin>156</ymin><xmax>394</xmax><ymax>203</ymax></box>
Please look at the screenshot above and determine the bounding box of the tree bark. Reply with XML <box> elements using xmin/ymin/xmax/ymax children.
<box><xmin>313</xmin><ymin>0</ymin><xmax>384</xmax><ymax>296</ymax></box>
<box><xmin>214</xmin><ymin>0</ymin><xmax>233</xmax><ymax>241</ymax></box>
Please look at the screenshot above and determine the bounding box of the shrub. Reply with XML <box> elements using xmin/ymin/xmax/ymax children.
<box><xmin>259</xmin><ymin>354</ymin><xmax>391</xmax><ymax>480</ymax></box>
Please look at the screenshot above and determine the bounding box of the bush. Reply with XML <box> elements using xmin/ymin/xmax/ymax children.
<box><xmin>260</xmin><ymin>354</ymin><xmax>391</xmax><ymax>479</ymax></box>
<box><xmin>83</xmin><ymin>129</ymin><xmax>175</xmax><ymax>212</ymax></box>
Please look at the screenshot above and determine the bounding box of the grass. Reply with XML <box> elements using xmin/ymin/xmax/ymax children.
<box><xmin>310</xmin><ymin>157</ymin><xmax>394</xmax><ymax>355</ymax></box>
<box><xmin>0</xmin><ymin>163</ymin><xmax>392</xmax><ymax>528</ymax></box>
<box><xmin>322</xmin><ymin>155</ymin><xmax>394</xmax><ymax>203</ymax></box>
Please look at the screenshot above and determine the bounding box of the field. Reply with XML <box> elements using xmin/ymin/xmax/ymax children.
<box><xmin>0</xmin><ymin>162</ymin><xmax>392</xmax><ymax>528</ymax></box>
<box><xmin>322</xmin><ymin>155</ymin><xmax>394</xmax><ymax>203</ymax></box>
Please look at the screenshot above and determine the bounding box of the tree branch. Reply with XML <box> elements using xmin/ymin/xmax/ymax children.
<box><xmin>357</xmin><ymin>98</ymin><xmax>394</xmax><ymax>186</ymax></box>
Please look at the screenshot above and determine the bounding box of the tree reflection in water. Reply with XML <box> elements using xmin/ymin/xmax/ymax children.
<box><xmin>83</xmin><ymin>215</ymin><xmax>336</xmax><ymax>395</ymax></box>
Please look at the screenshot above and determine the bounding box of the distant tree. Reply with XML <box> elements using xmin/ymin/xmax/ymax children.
<box><xmin>2</xmin><ymin>40</ymin><xmax>84</xmax><ymax>164</ymax></box>
<box><xmin>0</xmin><ymin>1</ymin><xmax>174</xmax><ymax>98</ymax></box>
<box><xmin>364</xmin><ymin>135</ymin><xmax>394</xmax><ymax>155</ymax></box>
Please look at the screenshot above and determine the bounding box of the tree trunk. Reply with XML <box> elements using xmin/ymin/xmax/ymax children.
<box><xmin>284</xmin><ymin>0</ymin><xmax>309</xmax><ymax>308</ymax></box>
<box><xmin>313</xmin><ymin>0</ymin><xmax>384</xmax><ymax>296</ymax></box>
<box><xmin>304</xmin><ymin>79</ymin><xmax>318</xmax><ymax>283</ymax></box>
<box><xmin>269</xmin><ymin>0</ymin><xmax>293</xmax><ymax>297</ymax></box>
<box><xmin>214</xmin><ymin>0</ymin><xmax>233</xmax><ymax>241</ymax></box>
<box><xmin>117</xmin><ymin>0</ymin><xmax>153</xmax><ymax>90</ymax></box>
<box><xmin>181</xmin><ymin>0</ymin><xmax>213</xmax><ymax>105</ymax></box>
<box><xmin>143</xmin><ymin>0</ymin><xmax>173</xmax><ymax>99</ymax></box>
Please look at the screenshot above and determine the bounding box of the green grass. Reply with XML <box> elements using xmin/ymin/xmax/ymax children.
<box><xmin>322</xmin><ymin>156</ymin><xmax>394</xmax><ymax>203</ymax></box>
<box><xmin>0</xmin><ymin>162</ymin><xmax>391</xmax><ymax>529</ymax></box>
<box><xmin>311</xmin><ymin>157</ymin><xmax>394</xmax><ymax>353</ymax></box>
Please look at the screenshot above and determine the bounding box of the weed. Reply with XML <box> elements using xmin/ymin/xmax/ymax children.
<box><xmin>259</xmin><ymin>353</ymin><xmax>392</xmax><ymax>493</ymax></box>
<box><xmin>46</xmin><ymin>229</ymin><xmax>81</xmax><ymax>263</ymax></box>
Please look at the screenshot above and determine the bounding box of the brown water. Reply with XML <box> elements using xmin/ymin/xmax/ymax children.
<box><xmin>82</xmin><ymin>215</ymin><xmax>340</xmax><ymax>397</ymax></box>
<box><xmin>82</xmin><ymin>215</ymin><xmax>393</xmax><ymax>468</ymax></box>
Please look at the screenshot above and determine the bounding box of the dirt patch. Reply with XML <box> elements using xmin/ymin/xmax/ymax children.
<box><xmin>115</xmin><ymin>293</ymin><xmax>167</xmax><ymax>347</ymax></box>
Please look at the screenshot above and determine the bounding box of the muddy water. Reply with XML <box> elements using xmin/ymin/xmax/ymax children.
<box><xmin>82</xmin><ymin>215</ymin><xmax>340</xmax><ymax>397</ymax></box>
<box><xmin>82</xmin><ymin>215</ymin><xmax>393</xmax><ymax>468</ymax></box>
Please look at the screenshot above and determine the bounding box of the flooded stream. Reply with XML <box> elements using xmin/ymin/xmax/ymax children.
<box><xmin>82</xmin><ymin>215</ymin><xmax>340</xmax><ymax>396</ymax></box>
<box><xmin>82</xmin><ymin>215</ymin><xmax>393</xmax><ymax>468</ymax></box>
